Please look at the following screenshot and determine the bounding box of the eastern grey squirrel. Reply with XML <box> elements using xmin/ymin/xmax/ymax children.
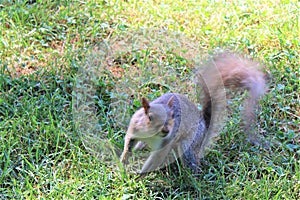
<box><xmin>120</xmin><ymin>53</ymin><xmax>267</xmax><ymax>175</ymax></box>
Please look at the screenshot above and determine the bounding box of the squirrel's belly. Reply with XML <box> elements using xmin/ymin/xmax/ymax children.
<box><xmin>140</xmin><ymin>135</ymin><xmax>164</xmax><ymax>151</ymax></box>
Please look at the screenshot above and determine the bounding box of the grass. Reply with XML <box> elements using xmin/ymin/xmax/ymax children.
<box><xmin>0</xmin><ymin>0</ymin><xmax>299</xmax><ymax>199</ymax></box>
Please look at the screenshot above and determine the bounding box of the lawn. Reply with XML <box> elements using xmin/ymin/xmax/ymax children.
<box><xmin>0</xmin><ymin>0</ymin><xmax>299</xmax><ymax>199</ymax></box>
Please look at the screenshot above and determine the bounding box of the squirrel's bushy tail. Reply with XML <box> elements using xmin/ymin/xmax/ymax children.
<box><xmin>198</xmin><ymin>53</ymin><xmax>267</xmax><ymax>150</ymax></box>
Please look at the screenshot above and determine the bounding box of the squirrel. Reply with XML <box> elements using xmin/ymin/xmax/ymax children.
<box><xmin>120</xmin><ymin>53</ymin><xmax>267</xmax><ymax>175</ymax></box>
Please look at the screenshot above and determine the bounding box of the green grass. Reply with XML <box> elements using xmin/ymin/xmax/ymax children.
<box><xmin>0</xmin><ymin>0</ymin><xmax>299</xmax><ymax>199</ymax></box>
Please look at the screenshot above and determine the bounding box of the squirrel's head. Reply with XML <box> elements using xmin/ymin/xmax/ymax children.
<box><xmin>127</xmin><ymin>96</ymin><xmax>174</xmax><ymax>139</ymax></box>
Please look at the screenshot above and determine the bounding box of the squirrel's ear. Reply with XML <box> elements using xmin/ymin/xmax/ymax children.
<box><xmin>167</xmin><ymin>96</ymin><xmax>174</xmax><ymax>108</ymax></box>
<box><xmin>141</xmin><ymin>97</ymin><xmax>150</xmax><ymax>114</ymax></box>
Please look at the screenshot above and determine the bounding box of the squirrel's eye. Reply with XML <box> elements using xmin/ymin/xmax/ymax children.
<box><xmin>148</xmin><ymin>114</ymin><xmax>153</xmax><ymax>121</ymax></box>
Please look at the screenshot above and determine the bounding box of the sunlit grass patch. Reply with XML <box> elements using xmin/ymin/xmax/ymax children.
<box><xmin>0</xmin><ymin>0</ymin><xmax>299</xmax><ymax>199</ymax></box>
